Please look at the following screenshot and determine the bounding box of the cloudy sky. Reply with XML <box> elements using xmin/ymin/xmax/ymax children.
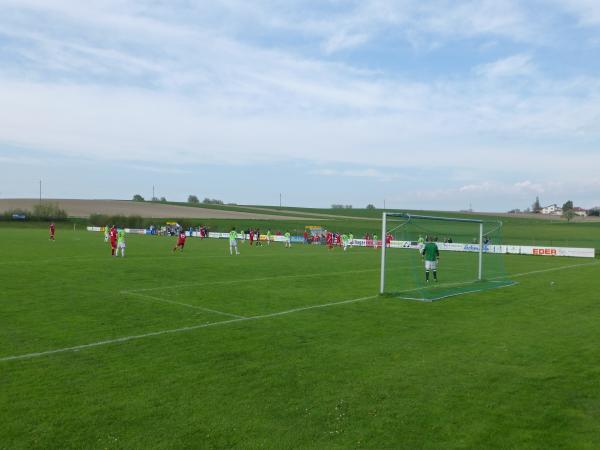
<box><xmin>1</xmin><ymin>0</ymin><xmax>599</xmax><ymax>211</ymax></box>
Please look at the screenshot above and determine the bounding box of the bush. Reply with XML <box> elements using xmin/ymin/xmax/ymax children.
<box><xmin>366</xmin><ymin>204</ymin><xmax>376</xmax><ymax>210</ymax></box>
<box><xmin>188</xmin><ymin>195</ymin><xmax>200</xmax><ymax>204</ymax></box>
<box><xmin>203</xmin><ymin>198</ymin><xmax>224</xmax><ymax>205</ymax></box>
<box><xmin>132</xmin><ymin>194</ymin><xmax>145</xmax><ymax>202</ymax></box>
<box><xmin>1</xmin><ymin>203</ymin><xmax>68</xmax><ymax>221</ymax></box>
<box><xmin>32</xmin><ymin>202</ymin><xmax>68</xmax><ymax>220</ymax></box>
<box><xmin>89</xmin><ymin>214</ymin><xmax>144</xmax><ymax>228</ymax></box>
<box><xmin>1</xmin><ymin>208</ymin><xmax>30</xmax><ymax>221</ymax></box>
<box><xmin>588</xmin><ymin>207</ymin><xmax>600</xmax><ymax>217</ymax></box>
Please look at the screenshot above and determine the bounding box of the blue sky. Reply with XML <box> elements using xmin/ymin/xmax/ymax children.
<box><xmin>1</xmin><ymin>0</ymin><xmax>599</xmax><ymax>211</ymax></box>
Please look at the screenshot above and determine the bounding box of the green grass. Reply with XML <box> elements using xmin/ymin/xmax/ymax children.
<box><xmin>1</xmin><ymin>227</ymin><xmax>600</xmax><ymax>449</ymax></box>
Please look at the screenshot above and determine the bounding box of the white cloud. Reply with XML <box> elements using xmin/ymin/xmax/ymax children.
<box><xmin>474</xmin><ymin>54</ymin><xmax>535</xmax><ymax>78</ymax></box>
<box><xmin>459</xmin><ymin>182</ymin><xmax>495</xmax><ymax>193</ymax></box>
<box><xmin>310</xmin><ymin>168</ymin><xmax>399</xmax><ymax>182</ymax></box>
<box><xmin>552</xmin><ymin>0</ymin><xmax>600</xmax><ymax>26</ymax></box>
<box><xmin>0</xmin><ymin>0</ymin><xmax>600</xmax><ymax>197</ymax></box>
<box><xmin>514</xmin><ymin>180</ymin><xmax>545</xmax><ymax>194</ymax></box>
<box><xmin>460</xmin><ymin>180</ymin><xmax>545</xmax><ymax>195</ymax></box>
<box><xmin>322</xmin><ymin>31</ymin><xmax>370</xmax><ymax>54</ymax></box>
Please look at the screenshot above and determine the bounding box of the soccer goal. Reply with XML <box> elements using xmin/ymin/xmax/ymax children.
<box><xmin>379</xmin><ymin>213</ymin><xmax>515</xmax><ymax>301</ymax></box>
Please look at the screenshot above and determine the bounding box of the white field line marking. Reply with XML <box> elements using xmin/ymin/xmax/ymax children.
<box><xmin>390</xmin><ymin>261</ymin><xmax>599</xmax><ymax>299</ymax></box>
<box><xmin>0</xmin><ymin>296</ymin><xmax>377</xmax><ymax>362</ymax></box>
<box><xmin>2</xmin><ymin>261</ymin><xmax>596</xmax><ymax>363</ymax></box>
<box><xmin>122</xmin><ymin>291</ymin><xmax>247</xmax><ymax>319</ymax></box>
<box><xmin>396</xmin><ymin>281</ymin><xmax>518</xmax><ymax>302</ymax></box>
<box><xmin>123</xmin><ymin>268</ymin><xmax>381</xmax><ymax>294</ymax></box>
<box><xmin>505</xmin><ymin>261</ymin><xmax>599</xmax><ymax>278</ymax></box>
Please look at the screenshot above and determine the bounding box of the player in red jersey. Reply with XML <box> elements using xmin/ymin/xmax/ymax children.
<box><xmin>335</xmin><ymin>233</ymin><xmax>342</xmax><ymax>247</ymax></box>
<box><xmin>109</xmin><ymin>225</ymin><xmax>118</xmax><ymax>256</ymax></box>
<box><xmin>49</xmin><ymin>223</ymin><xmax>55</xmax><ymax>241</ymax></box>
<box><xmin>326</xmin><ymin>231</ymin><xmax>334</xmax><ymax>250</ymax></box>
<box><xmin>386</xmin><ymin>233</ymin><xmax>392</xmax><ymax>248</ymax></box>
<box><xmin>173</xmin><ymin>230</ymin><xmax>187</xmax><ymax>252</ymax></box>
<box><xmin>249</xmin><ymin>229</ymin><xmax>254</xmax><ymax>246</ymax></box>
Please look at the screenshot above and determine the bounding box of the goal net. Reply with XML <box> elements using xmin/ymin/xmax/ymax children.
<box><xmin>379</xmin><ymin>213</ymin><xmax>515</xmax><ymax>301</ymax></box>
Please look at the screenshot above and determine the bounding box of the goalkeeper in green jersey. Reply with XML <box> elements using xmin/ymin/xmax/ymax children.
<box><xmin>229</xmin><ymin>228</ymin><xmax>240</xmax><ymax>255</ymax></box>
<box><xmin>421</xmin><ymin>237</ymin><xmax>439</xmax><ymax>283</ymax></box>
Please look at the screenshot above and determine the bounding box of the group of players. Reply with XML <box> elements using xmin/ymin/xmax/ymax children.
<box><xmin>228</xmin><ymin>228</ymin><xmax>291</xmax><ymax>255</ymax></box>
<box><xmin>103</xmin><ymin>225</ymin><xmax>127</xmax><ymax>257</ymax></box>
<box><xmin>50</xmin><ymin>223</ymin><xmax>439</xmax><ymax>282</ymax></box>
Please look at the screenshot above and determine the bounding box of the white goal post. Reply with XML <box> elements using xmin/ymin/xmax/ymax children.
<box><xmin>379</xmin><ymin>213</ymin><xmax>484</xmax><ymax>294</ymax></box>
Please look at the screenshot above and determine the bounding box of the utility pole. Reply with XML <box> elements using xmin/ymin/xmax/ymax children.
<box><xmin>384</xmin><ymin>199</ymin><xmax>386</xmax><ymax>210</ymax></box>
<box><xmin>279</xmin><ymin>193</ymin><xmax>282</xmax><ymax>209</ymax></box>
<box><xmin>39</xmin><ymin>180</ymin><xmax>42</xmax><ymax>206</ymax></box>
<box><xmin>152</xmin><ymin>185</ymin><xmax>155</xmax><ymax>200</ymax></box>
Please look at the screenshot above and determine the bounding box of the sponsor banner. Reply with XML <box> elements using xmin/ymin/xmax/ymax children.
<box><xmin>519</xmin><ymin>246</ymin><xmax>595</xmax><ymax>258</ymax></box>
<box><xmin>85</xmin><ymin>228</ymin><xmax>595</xmax><ymax>258</ymax></box>
<box><xmin>352</xmin><ymin>239</ymin><xmax>382</xmax><ymax>247</ymax></box>
<box><xmin>388</xmin><ymin>241</ymin><xmax>595</xmax><ymax>258</ymax></box>
<box><xmin>124</xmin><ymin>228</ymin><xmax>146</xmax><ymax>235</ymax></box>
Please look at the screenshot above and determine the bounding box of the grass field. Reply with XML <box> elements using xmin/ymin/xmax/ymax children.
<box><xmin>1</xmin><ymin>226</ymin><xmax>600</xmax><ymax>449</ymax></box>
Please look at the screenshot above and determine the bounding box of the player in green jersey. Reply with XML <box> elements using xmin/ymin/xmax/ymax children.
<box><xmin>373</xmin><ymin>234</ymin><xmax>378</xmax><ymax>250</ymax></box>
<box><xmin>229</xmin><ymin>228</ymin><xmax>240</xmax><ymax>255</ymax></box>
<box><xmin>417</xmin><ymin>235</ymin><xmax>425</xmax><ymax>250</ymax></box>
<box><xmin>116</xmin><ymin>228</ymin><xmax>126</xmax><ymax>257</ymax></box>
<box><xmin>284</xmin><ymin>231</ymin><xmax>291</xmax><ymax>248</ymax></box>
<box><xmin>348</xmin><ymin>233</ymin><xmax>354</xmax><ymax>248</ymax></box>
<box><xmin>266</xmin><ymin>229</ymin><xmax>272</xmax><ymax>246</ymax></box>
<box><xmin>342</xmin><ymin>233</ymin><xmax>349</xmax><ymax>251</ymax></box>
<box><xmin>421</xmin><ymin>237</ymin><xmax>439</xmax><ymax>283</ymax></box>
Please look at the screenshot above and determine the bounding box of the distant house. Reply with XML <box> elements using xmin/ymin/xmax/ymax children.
<box><xmin>541</xmin><ymin>204</ymin><xmax>562</xmax><ymax>215</ymax></box>
<box><xmin>542</xmin><ymin>204</ymin><xmax>588</xmax><ymax>217</ymax></box>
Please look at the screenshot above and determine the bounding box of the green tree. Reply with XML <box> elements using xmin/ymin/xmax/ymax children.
<box><xmin>132</xmin><ymin>194</ymin><xmax>145</xmax><ymax>202</ymax></box>
<box><xmin>366</xmin><ymin>204</ymin><xmax>376</xmax><ymax>210</ymax></box>
<box><xmin>32</xmin><ymin>202</ymin><xmax>67</xmax><ymax>220</ymax></box>
<box><xmin>562</xmin><ymin>200</ymin><xmax>574</xmax><ymax>222</ymax></box>
<box><xmin>188</xmin><ymin>195</ymin><xmax>199</xmax><ymax>204</ymax></box>
<box><xmin>562</xmin><ymin>200</ymin><xmax>574</xmax><ymax>211</ymax></box>
<box><xmin>203</xmin><ymin>198</ymin><xmax>224</xmax><ymax>205</ymax></box>
<box><xmin>532</xmin><ymin>196</ymin><xmax>541</xmax><ymax>213</ymax></box>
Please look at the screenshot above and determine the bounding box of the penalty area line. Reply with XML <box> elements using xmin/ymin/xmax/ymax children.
<box><xmin>0</xmin><ymin>295</ymin><xmax>377</xmax><ymax>363</ymax></box>
<box><xmin>122</xmin><ymin>291</ymin><xmax>247</xmax><ymax>319</ymax></box>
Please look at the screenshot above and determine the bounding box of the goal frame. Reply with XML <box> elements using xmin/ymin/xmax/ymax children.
<box><xmin>379</xmin><ymin>213</ymin><xmax>484</xmax><ymax>295</ymax></box>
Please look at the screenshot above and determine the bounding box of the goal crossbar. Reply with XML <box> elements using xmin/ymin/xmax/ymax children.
<box><xmin>385</xmin><ymin>212</ymin><xmax>484</xmax><ymax>224</ymax></box>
